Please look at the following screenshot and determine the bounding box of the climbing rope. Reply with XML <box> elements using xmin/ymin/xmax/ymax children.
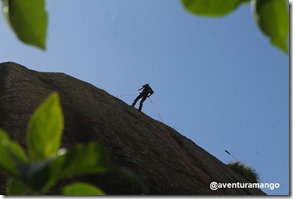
<box><xmin>148</xmin><ymin>97</ymin><xmax>163</xmax><ymax>123</ymax></box>
<box><xmin>225</xmin><ymin>150</ymin><xmax>238</xmax><ymax>161</ymax></box>
<box><xmin>116</xmin><ymin>93</ymin><xmax>138</xmax><ymax>98</ymax></box>
<box><xmin>117</xmin><ymin>93</ymin><xmax>163</xmax><ymax>123</ymax></box>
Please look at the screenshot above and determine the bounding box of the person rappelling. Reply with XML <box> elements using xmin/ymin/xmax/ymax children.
<box><xmin>131</xmin><ymin>84</ymin><xmax>154</xmax><ymax>112</ymax></box>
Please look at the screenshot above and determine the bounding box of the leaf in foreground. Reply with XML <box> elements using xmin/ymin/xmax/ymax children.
<box><xmin>54</xmin><ymin>142</ymin><xmax>109</xmax><ymax>178</ymax></box>
<box><xmin>0</xmin><ymin>130</ymin><xmax>28</xmax><ymax>177</ymax></box>
<box><xmin>62</xmin><ymin>182</ymin><xmax>105</xmax><ymax>195</ymax></box>
<box><xmin>181</xmin><ymin>0</ymin><xmax>249</xmax><ymax>17</ymax></box>
<box><xmin>27</xmin><ymin>92</ymin><xmax>64</xmax><ymax>161</ymax></box>
<box><xmin>6</xmin><ymin>177</ymin><xmax>30</xmax><ymax>195</ymax></box>
<box><xmin>2</xmin><ymin>0</ymin><xmax>48</xmax><ymax>49</ymax></box>
<box><xmin>253</xmin><ymin>0</ymin><xmax>289</xmax><ymax>53</ymax></box>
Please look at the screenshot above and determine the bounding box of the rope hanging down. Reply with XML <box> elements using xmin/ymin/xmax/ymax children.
<box><xmin>225</xmin><ymin>150</ymin><xmax>238</xmax><ymax>161</ymax></box>
<box><xmin>148</xmin><ymin>97</ymin><xmax>163</xmax><ymax>123</ymax></box>
<box><xmin>117</xmin><ymin>93</ymin><xmax>164</xmax><ymax>123</ymax></box>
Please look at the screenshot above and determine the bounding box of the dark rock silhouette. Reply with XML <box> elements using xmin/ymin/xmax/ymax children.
<box><xmin>0</xmin><ymin>62</ymin><xmax>265</xmax><ymax>195</ymax></box>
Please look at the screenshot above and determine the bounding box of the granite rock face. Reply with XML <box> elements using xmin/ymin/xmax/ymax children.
<box><xmin>0</xmin><ymin>62</ymin><xmax>265</xmax><ymax>195</ymax></box>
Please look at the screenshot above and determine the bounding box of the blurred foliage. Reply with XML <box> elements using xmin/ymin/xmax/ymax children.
<box><xmin>181</xmin><ymin>0</ymin><xmax>289</xmax><ymax>53</ymax></box>
<box><xmin>0</xmin><ymin>92</ymin><xmax>109</xmax><ymax>195</ymax></box>
<box><xmin>227</xmin><ymin>161</ymin><xmax>259</xmax><ymax>183</ymax></box>
<box><xmin>1</xmin><ymin>0</ymin><xmax>288</xmax><ymax>52</ymax></box>
<box><xmin>62</xmin><ymin>182</ymin><xmax>105</xmax><ymax>195</ymax></box>
<box><xmin>2</xmin><ymin>0</ymin><xmax>47</xmax><ymax>49</ymax></box>
<box><xmin>181</xmin><ymin>0</ymin><xmax>250</xmax><ymax>16</ymax></box>
<box><xmin>253</xmin><ymin>0</ymin><xmax>289</xmax><ymax>53</ymax></box>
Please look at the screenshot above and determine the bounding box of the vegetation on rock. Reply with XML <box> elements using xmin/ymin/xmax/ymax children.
<box><xmin>227</xmin><ymin>161</ymin><xmax>259</xmax><ymax>183</ymax></box>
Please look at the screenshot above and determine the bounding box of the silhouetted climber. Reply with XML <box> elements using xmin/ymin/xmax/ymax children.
<box><xmin>131</xmin><ymin>84</ymin><xmax>154</xmax><ymax>112</ymax></box>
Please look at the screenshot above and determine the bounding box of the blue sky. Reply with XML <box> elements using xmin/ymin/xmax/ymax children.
<box><xmin>0</xmin><ymin>0</ymin><xmax>289</xmax><ymax>195</ymax></box>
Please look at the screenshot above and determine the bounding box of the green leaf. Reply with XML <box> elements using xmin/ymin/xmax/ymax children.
<box><xmin>6</xmin><ymin>177</ymin><xmax>30</xmax><ymax>195</ymax></box>
<box><xmin>53</xmin><ymin>143</ymin><xmax>109</xmax><ymax>178</ymax></box>
<box><xmin>113</xmin><ymin>167</ymin><xmax>146</xmax><ymax>191</ymax></box>
<box><xmin>253</xmin><ymin>0</ymin><xmax>289</xmax><ymax>53</ymax></box>
<box><xmin>2</xmin><ymin>0</ymin><xmax>48</xmax><ymax>49</ymax></box>
<box><xmin>181</xmin><ymin>0</ymin><xmax>249</xmax><ymax>17</ymax></box>
<box><xmin>62</xmin><ymin>182</ymin><xmax>105</xmax><ymax>195</ymax></box>
<box><xmin>27</xmin><ymin>92</ymin><xmax>64</xmax><ymax>161</ymax></box>
<box><xmin>24</xmin><ymin>159</ymin><xmax>57</xmax><ymax>192</ymax></box>
<box><xmin>0</xmin><ymin>141</ymin><xmax>19</xmax><ymax>176</ymax></box>
<box><xmin>0</xmin><ymin>129</ymin><xmax>9</xmax><ymax>140</ymax></box>
<box><xmin>0</xmin><ymin>130</ymin><xmax>28</xmax><ymax>177</ymax></box>
<box><xmin>7</xmin><ymin>141</ymin><xmax>28</xmax><ymax>163</ymax></box>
